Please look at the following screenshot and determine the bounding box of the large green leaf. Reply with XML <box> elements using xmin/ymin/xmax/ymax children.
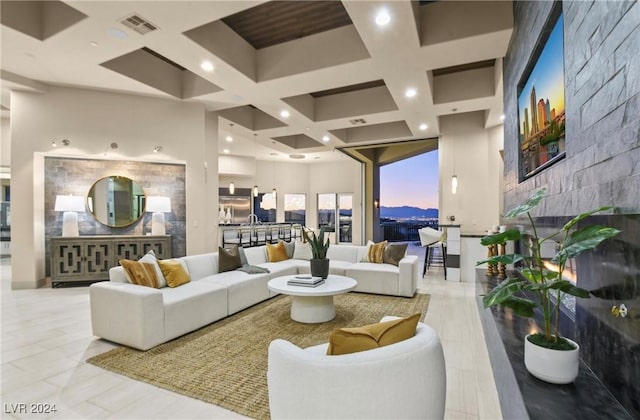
<box><xmin>552</xmin><ymin>225</ymin><xmax>621</xmax><ymax>263</ymax></box>
<box><xmin>483</xmin><ymin>277</ymin><xmax>531</xmax><ymax>307</ymax></box>
<box><xmin>562</xmin><ymin>206</ymin><xmax>614</xmax><ymax>232</ymax></box>
<box><xmin>543</xmin><ymin>280</ymin><xmax>589</xmax><ymax>297</ymax></box>
<box><xmin>504</xmin><ymin>188</ymin><xmax>546</xmax><ymax>219</ymax></box>
<box><xmin>480</xmin><ymin>229</ymin><xmax>522</xmax><ymax>245</ymax></box>
<box><xmin>476</xmin><ymin>254</ymin><xmax>527</xmax><ymax>266</ymax></box>
<box><xmin>520</xmin><ymin>268</ymin><xmax>554</xmax><ymax>283</ymax></box>
<box><xmin>499</xmin><ymin>295</ymin><xmax>537</xmax><ymax>317</ymax></box>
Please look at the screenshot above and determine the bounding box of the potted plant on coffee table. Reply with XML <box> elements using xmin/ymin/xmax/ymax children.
<box><xmin>478</xmin><ymin>188</ymin><xmax>620</xmax><ymax>384</ymax></box>
<box><xmin>302</xmin><ymin>227</ymin><xmax>330</xmax><ymax>279</ymax></box>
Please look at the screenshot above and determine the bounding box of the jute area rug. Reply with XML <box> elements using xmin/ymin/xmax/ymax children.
<box><xmin>88</xmin><ymin>292</ymin><xmax>430</xmax><ymax>420</ymax></box>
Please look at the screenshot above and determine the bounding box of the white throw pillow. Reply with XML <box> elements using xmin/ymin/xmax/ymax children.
<box><xmin>293</xmin><ymin>241</ymin><xmax>312</xmax><ymax>261</ymax></box>
<box><xmin>138</xmin><ymin>250</ymin><xmax>167</xmax><ymax>288</ymax></box>
<box><xmin>360</xmin><ymin>240</ymin><xmax>375</xmax><ymax>262</ymax></box>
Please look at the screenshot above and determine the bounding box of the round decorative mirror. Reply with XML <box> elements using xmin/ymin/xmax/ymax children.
<box><xmin>87</xmin><ymin>176</ymin><xmax>146</xmax><ymax>227</ymax></box>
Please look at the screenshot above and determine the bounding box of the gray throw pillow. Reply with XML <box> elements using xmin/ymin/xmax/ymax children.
<box><xmin>237</xmin><ymin>246</ymin><xmax>248</xmax><ymax>266</ymax></box>
<box><xmin>236</xmin><ymin>264</ymin><xmax>270</xmax><ymax>274</ymax></box>
<box><xmin>284</xmin><ymin>241</ymin><xmax>295</xmax><ymax>259</ymax></box>
<box><xmin>219</xmin><ymin>246</ymin><xmax>242</xmax><ymax>273</ymax></box>
<box><xmin>382</xmin><ymin>243</ymin><xmax>409</xmax><ymax>266</ymax></box>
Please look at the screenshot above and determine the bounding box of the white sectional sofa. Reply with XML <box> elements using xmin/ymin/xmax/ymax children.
<box><xmin>90</xmin><ymin>243</ymin><xmax>419</xmax><ymax>350</ymax></box>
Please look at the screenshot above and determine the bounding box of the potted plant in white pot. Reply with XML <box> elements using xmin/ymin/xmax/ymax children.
<box><xmin>302</xmin><ymin>227</ymin><xmax>330</xmax><ymax>279</ymax></box>
<box><xmin>478</xmin><ymin>188</ymin><xmax>621</xmax><ymax>384</ymax></box>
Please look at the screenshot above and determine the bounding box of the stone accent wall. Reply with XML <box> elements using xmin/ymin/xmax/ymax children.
<box><xmin>44</xmin><ymin>157</ymin><xmax>186</xmax><ymax>275</ymax></box>
<box><xmin>504</xmin><ymin>1</ymin><xmax>639</xmax><ymax>216</ymax></box>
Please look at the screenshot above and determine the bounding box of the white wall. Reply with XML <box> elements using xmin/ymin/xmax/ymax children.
<box><xmin>1</xmin><ymin>117</ymin><xmax>9</xmax><ymax>167</ymax></box>
<box><xmin>439</xmin><ymin>112</ymin><xmax>503</xmax><ymax>234</ymax></box>
<box><xmin>10</xmin><ymin>86</ymin><xmax>218</xmax><ymax>288</ymax></box>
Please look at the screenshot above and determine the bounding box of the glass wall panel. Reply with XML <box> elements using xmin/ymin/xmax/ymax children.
<box><xmin>253</xmin><ymin>192</ymin><xmax>276</xmax><ymax>223</ymax></box>
<box><xmin>338</xmin><ymin>194</ymin><xmax>353</xmax><ymax>243</ymax></box>
<box><xmin>317</xmin><ymin>193</ymin><xmax>336</xmax><ymax>232</ymax></box>
<box><xmin>284</xmin><ymin>193</ymin><xmax>306</xmax><ymax>225</ymax></box>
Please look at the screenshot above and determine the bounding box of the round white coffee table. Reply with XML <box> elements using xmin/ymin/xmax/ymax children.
<box><xmin>268</xmin><ymin>275</ymin><xmax>357</xmax><ymax>323</ymax></box>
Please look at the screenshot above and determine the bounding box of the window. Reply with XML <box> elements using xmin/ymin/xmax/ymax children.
<box><xmin>284</xmin><ymin>194</ymin><xmax>306</xmax><ymax>225</ymax></box>
<box><xmin>317</xmin><ymin>193</ymin><xmax>353</xmax><ymax>243</ymax></box>
<box><xmin>317</xmin><ymin>193</ymin><xmax>336</xmax><ymax>232</ymax></box>
<box><xmin>253</xmin><ymin>193</ymin><xmax>276</xmax><ymax>223</ymax></box>
<box><xmin>338</xmin><ymin>194</ymin><xmax>353</xmax><ymax>243</ymax></box>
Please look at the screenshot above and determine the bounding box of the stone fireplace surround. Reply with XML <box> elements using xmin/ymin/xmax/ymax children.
<box><xmin>477</xmin><ymin>213</ymin><xmax>639</xmax><ymax>419</ymax></box>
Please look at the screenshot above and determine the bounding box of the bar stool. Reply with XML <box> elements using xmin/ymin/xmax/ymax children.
<box><xmin>419</xmin><ymin>227</ymin><xmax>447</xmax><ymax>279</ymax></box>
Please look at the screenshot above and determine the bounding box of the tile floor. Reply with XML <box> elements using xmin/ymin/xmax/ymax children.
<box><xmin>0</xmin><ymin>249</ymin><xmax>502</xmax><ymax>419</ymax></box>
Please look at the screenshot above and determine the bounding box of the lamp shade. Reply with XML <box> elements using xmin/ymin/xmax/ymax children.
<box><xmin>146</xmin><ymin>196</ymin><xmax>171</xmax><ymax>213</ymax></box>
<box><xmin>54</xmin><ymin>195</ymin><xmax>85</xmax><ymax>212</ymax></box>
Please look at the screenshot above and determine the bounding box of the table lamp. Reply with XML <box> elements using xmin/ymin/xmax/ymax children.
<box><xmin>54</xmin><ymin>195</ymin><xmax>85</xmax><ymax>236</ymax></box>
<box><xmin>146</xmin><ymin>196</ymin><xmax>171</xmax><ymax>235</ymax></box>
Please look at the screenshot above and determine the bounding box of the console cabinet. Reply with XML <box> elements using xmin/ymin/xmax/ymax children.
<box><xmin>50</xmin><ymin>235</ymin><xmax>171</xmax><ymax>287</ymax></box>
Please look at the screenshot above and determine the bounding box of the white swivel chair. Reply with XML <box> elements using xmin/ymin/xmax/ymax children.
<box><xmin>419</xmin><ymin>227</ymin><xmax>447</xmax><ymax>279</ymax></box>
<box><xmin>267</xmin><ymin>316</ymin><xmax>446</xmax><ymax>419</ymax></box>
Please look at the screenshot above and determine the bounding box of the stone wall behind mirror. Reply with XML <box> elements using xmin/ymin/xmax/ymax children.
<box><xmin>44</xmin><ymin>157</ymin><xmax>186</xmax><ymax>276</ymax></box>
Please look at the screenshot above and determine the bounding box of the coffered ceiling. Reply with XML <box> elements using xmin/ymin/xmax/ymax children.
<box><xmin>0</xmin><ymin>0</ymin><xmax>513</xmax><ymax>162</ymax></box>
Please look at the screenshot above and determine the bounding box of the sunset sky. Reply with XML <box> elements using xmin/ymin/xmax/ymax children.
<box><xmin>380</xmin><ymin>150</ymin><xmax>439</xmax><ymax>209</ymax></box>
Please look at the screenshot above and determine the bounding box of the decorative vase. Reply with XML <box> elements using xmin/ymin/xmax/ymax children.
<box><xmin>310</xmin><ymin>258</ymin><xmax>329</xmax><ymax>279</ymax></box>
<box><xmin>524</xmin><ymin>334</ymin><xmax>580</xmax><ymax>384</ymax></box>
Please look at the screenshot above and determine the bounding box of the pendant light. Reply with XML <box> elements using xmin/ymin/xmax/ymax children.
<box><xmin>229</xmin><ymin>181</ymin><xmax>235</xmax><ymax>195</ymax></box>
<box><xmin>253</xmin><ymin>133</ymin><xmax>259</xmax><ymax>197</ymax></box>
<box><xmin>451</xmin><ymin>138</ymin><xmax>458</xmax><ymax>195</ymax></box>
<box><xmin>271</xmin><ymin>141</ymin><xmax>277</xmax><ymax>199</ymax></box>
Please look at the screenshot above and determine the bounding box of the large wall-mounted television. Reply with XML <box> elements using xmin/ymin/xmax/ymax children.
<box><xmin>517</xmin><ymin>7</ymin><xmax>565</xmax><ymax>180</ymax></box>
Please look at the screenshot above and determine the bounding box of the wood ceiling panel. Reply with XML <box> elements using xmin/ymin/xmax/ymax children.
<box><xmin>310</xmin><ymin>79</ymin><xmax>386</xmax><ymax>98</ymax></box>
<box><xmin>432</xmin><ymin>59</ymin><xmax>495</xmax><ymax>77</ymax></box>
<box><xmin>222</xmin><ymin>1</ymin><xmax>352</xmax><ymax>49</ymax></box>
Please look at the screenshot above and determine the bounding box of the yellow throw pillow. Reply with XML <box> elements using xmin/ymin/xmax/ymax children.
<box><xmin>368</xmin><ymin>240</ymin><xmax>388</xmax><ymax>263</ymax></box>
<box><xmin>158</xmin><ymin>259</ymin><xmax>191</xmax><ymax>288</ymax></box>
<box><xmin>120</xmin><ymin>259</ymin><xmax>161</xmax><ymax>288</ymax></box>
<box><xmin>266</xmin><ymin>241</ymin><xmax>289</xmax><ymax>262</ymax></box>
<box><xmin>327</xmin><ymin>313</ymin><xmax>421</xmax><ymax>355</ymax></box>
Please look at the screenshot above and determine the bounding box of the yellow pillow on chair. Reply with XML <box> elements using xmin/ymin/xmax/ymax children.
<box><xmin>327</xmin><ymin>313</ymin><xmax>421</xmax><ymax>355</ymax></box>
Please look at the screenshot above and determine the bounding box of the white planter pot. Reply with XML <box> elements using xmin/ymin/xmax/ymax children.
<box><xmin>524</xmin><ymin>334</ymin><xmax>580</xmax><ymax>384</ymax></box>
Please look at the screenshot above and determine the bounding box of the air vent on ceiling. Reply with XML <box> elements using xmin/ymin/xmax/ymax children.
<box><xmin>120</xmin><ymin>14</ymin><xmax>158</xmax><ymax>35</ymax></box>
<box><xmin>349</xmin><ymin>118</ymin><xmax>367</xmax><ymax>125</ymax></box>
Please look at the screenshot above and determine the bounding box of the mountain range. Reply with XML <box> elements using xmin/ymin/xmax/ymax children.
<box><xmin>380</xmin><ymin>206</ymin><xmax>438</xmax><ymax>219</ymax></box>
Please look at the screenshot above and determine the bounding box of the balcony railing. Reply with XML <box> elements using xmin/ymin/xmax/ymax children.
<box><xmin>381</xmin><ymin>220</ymin><xmax>439</xmax><ymax>242</ymax></box>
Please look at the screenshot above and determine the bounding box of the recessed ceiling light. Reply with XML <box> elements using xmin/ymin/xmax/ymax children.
<box><xmin>500</xmin><ymin>114</ymin><xmax>505</xmax><ymax>121</ymax></box>
<box><xmin>89</xmin><ymin>41</ymin><xmax>98</xmax><ymax>47</ymax></box>
<box><xmin>451</xmin><ymin>108</ymin><xmax>458</xmax><ymax>112</ymax></box>
<box><xmin>280</xmin><ymin>110</ymin><xmax>290</xmax><ymax>118</ymax></box>
<box><xmin>225</xmin><ymin>135</ymin><xmax>233</xmax><ymax>142</ymax></box>
<box><xmin>305</xmin><ymin>127</ymin><xmax>310</xmax><ymax>131</ymax></box>
<box><xmin>223</xmin><ymin>149</ymin><xmax>230</xmax><ymax>154</ymax></box>
<box><xmin>200</xmin><ymin>61</ymin><xmax>214</xmax><ymax>72</ymax></box>
<box><xmin>375</xmin><ymin>9</ymin><xmax>391</xmax><ymax>26</ymax></box>
<box><xmin>322</xmin><ymin>135</ymin><xmax>330</xmax><ymax>142</ymax></box>
<box><xmin>289</xmin><ymin>154</ymin><xmax>305</xmax><ymax>159</ymax></box>
<box><xmin>405</xmin><ymin>88</ymin><xmax>417</xmax><ymax>98</ymax></box>
<box><xmin>269</xmin><ymin>152</ymin><xmax>279</xmax><ymax>156</ymax></box>
<box><xmin>419</xmin><ymin>123</ymin><xmax>427</xmax><ymax>131</ymax></box>
<box><xmin>107</xmin><ymin>28</ymin><xmax>128</xmax><ymax>39</ymax></box>
<box><xmin>314</xmin><ymin>156</ymin><xmax>320</xmax><ymax>160</ymax></box>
